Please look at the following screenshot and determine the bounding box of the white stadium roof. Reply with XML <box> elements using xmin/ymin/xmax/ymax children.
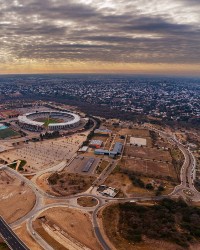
<box><xmin>18</xmin><ymin>111</ymin><xmax>80</xmax><ymax>127</ymax></box>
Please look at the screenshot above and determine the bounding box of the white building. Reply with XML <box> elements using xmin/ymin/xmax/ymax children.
<box><xmin>130</xmin><ymin>137</ymin><xmax>147</xmax><ymax>146</ymax></box>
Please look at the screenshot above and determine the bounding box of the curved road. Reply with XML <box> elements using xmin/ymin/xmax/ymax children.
<box><xmin>1</xmin><ymin>124</ymin><xmax>199</xmax><ymax>250</ymax></box>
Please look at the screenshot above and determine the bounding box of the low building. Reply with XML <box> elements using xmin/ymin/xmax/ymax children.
<box><xmin>78</xmin><ymin>146</ymin><xmax>88</xmax><ymax>152</ymax></box>
<box><xmin>112</xmin><ymin>142</ymin><xmax>123</xmax><ymax>154</ymax></box>
<box><xmin>94</xmin><ymin>142</ymin><xmax>123</xmax><ymax>158</ymax></box>
<box><xmin>82</xmin><ymin>158</ymin><xmax>95</xmax><ymax>172</ymax></box>
<box><xmin>95</xmin><ymin>149</ymin><xmax>111</xmax><ymax>155</ymax></box>
<box><xmin>89</xmin><ymin>140</ymin><xmax>103</xmax><ymax>149</ymax></box>
<box><xmin>130</xmin><ymin>137</ymin><xmax>147</xmax><ymax>146</ymax></box>
<box><xmin>99</xmin><ymin>186</ymin><xmax>118</xmax><ymax>197</ymax></box>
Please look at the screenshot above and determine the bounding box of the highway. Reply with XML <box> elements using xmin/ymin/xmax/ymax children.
<box><xmin>143</xmin><ymin>124</ymin><xmax>199</xmax><ymax>201</ymax></box>
<box><xmin>0</xmin><ymin>216</ymin><xmax>29</xmax><ymax>250</ymax></box>
<box><xmin>0</xmin><ymin>124</ymin><xmax>199</xmax><ymax>250</ymax></box>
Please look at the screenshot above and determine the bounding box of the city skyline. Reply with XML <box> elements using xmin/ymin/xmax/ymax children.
<box><xmin>0</xmin><ymin>0</ymin><xmax>200</xmax><ymax>75</ymax></box>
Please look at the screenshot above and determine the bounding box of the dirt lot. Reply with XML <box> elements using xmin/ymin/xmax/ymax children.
<box><xmin>96</xmin><ymin>160</ymin><xmax>110</xmax><ymax>174</ymax></box>
<box><xmin>104</xmin><ymin>172</ymin><xmax>175</xmax><ymax>197</ymax></box>
<box><xmin>77</xmin><ymin>197</ymin><xmax>98</xmax><ymax>207</ymax></box>
<box><xmin>120</xmin><ymin>158</ymin><xmax>176</xmax><ymax>179</ymax></box>
<box><xmin>124</xmin><ymin>146</ymin><xmax>172</xmax><ymax>162</ymax></box>
<box><xmin>47</xmin><ymin>172</ymin><xmax>96</xmax><ymax>196</ymax></box>
<box><xmin>119</xmin><ymin>128</ymin><xmax>150</xmax><ymax>137</ymax></box>
<box><xmin>14</xmin><ymin>223</ymin><xmax>43</xmax><ymax>250</ymax></box>
<box><xmin>66</xmin><ymin>156</ymin><xmax>99</xmax><ymax>175</ymax></box>
<box><xmin>33</xmin><ymin>207</ymin><xmax>102</xmax><ymax>250</ymax></box>
<box><xmin>0</xmin><ymin>170</ymin><xmax>35</xmax><ymax>223</ymax></box>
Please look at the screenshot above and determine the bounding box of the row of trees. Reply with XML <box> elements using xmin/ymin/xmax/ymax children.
<box><xmin>40</xmin><ymin>131</ymin><xmax>60</xmax><ymax>140</ymax></box>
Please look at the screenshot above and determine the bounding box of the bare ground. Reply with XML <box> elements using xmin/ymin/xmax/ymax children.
<box><xmin>34</xmin><ymin>207</ymin><xmax>102</xmax><ymax>250</ymax></box>
<box><xmin>14</xmin><ymin>223</ymin><xmax>43</xmax><ymax>250</ymax></box>
<box><xmin>104</xmin><ymin>172</ymin><xmax>175</xmax><ymax>197</ymax></box>
<box><xmin>0</xmin><ymin>170</ymin><xmax>35</xmax><ymax>223</ymax></box>
<box><xmin>120</xmin><ymin>158</ymin><xmax>176</xmax><ymax>179</ymax></box>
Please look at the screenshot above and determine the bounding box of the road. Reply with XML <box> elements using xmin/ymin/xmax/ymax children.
<box><xmin>144</xmin><ymin>124</ymin><xmax>199</xmax><ymax>201</ymax></box>
<box><xmin>0</xmin><ymin>216</ymin><xmax>29</xmax><ymax>250</ymax></box>
<box><xmin>0</xmin><ymin>124</ymin><xmax>199</xmax><ymax>250</ymax></box>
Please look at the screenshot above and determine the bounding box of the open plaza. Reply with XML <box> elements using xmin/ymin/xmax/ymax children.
<box><xmin>0</xmin><ymin>134</ymin><xmax>87</xmax><ymax>173</ymax></box>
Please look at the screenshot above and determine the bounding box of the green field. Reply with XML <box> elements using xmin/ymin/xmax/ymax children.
<box><xmin>9</xmin><ymin>160</ymin><xmax>27</xmax><ymax>171</ymax></box>
<box><xmin>44</xmin><ymin>118</ymin><xmax>61</xmax><ymax>127</ymax></box>
<box><xmin>0</xmin><ymin>128</ymin><xmax>19</xmax><ymax>139</ymax></box>
<box><xmin>35</xmin><ymin>117</ymin><xmax>63</xmax><ymax>127</ymax></box>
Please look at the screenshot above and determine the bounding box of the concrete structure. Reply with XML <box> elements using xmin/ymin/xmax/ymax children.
<box><xmin>94</xmin><ymin>142</ymin><xmax>123</xmax><ymax>158</ymax></box>
<box><xmin>82</xmin><ymin>158</ymin><xmax>95</xmax><ymax>172</ymax></box>
<box><xmin>78</xmin><ymin>146</ymin><xmax>88</xmax><ymax>152</ymax></box>
<box><xmin>130</xmin><ymin>137</ymin><xmax>147</xmax><ymax>146</ymax></box>
<box><xmin>18</xmin><ymin>111</ymin><xmax>80</xmax><ymax>132</ymax></box>
<box><xmin>89</xmin><ymin>140</ymin><xmax>103</xmax><ymax>149</ymax></box>
<box><xmin>99</xmin><ymin>186</ymin><xmax>118</xmax><ymax>197</ymax></box>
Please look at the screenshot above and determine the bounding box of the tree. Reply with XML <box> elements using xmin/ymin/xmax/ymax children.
<box><xmin>146</xmin><ymin>183</ymin><xmax>154</xmax><ymax>190</ymax></box>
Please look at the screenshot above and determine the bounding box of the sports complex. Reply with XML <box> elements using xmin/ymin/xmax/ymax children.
<box><xmin>18</xmin><ymin>111</ymin><xmax>81</xmax><ymax>132</ymax></box>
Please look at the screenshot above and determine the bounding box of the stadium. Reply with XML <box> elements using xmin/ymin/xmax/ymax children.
<box><xmin>18</xmin><ymin>111</ymin><xmax>81</xmax><ymax>132</ymax></box>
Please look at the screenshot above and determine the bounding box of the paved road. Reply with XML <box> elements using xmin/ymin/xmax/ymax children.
<box><xmin>143</xmin><ymin>124</ymin><xmax>199</xmax><ymax>201</ymax></box>
<box><xmin>0</xmin><ymin>216</ymin><xmax>29</xmax><ymax>250</ymax></box>
<box><xmin>1</xmin><ymin>124</ymin><xmax>199</xmax><ymax>250</ymax></box>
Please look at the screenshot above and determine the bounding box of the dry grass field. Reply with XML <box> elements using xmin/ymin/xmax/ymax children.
<box><xmin>124</xmin><ymin>146</ymin><xmax>172</xmax><ymax>162</ymax></box>
<box><xmin>14</xmin><ymin>223</ymin><xmax>43</xmax><ymax>250</ymax></box>
<box><xmin>104</xmin><ymin>172</ymin><xmax>175</xmax><ymax>197</ymax></box>
<box><xmin>77</xmin><ymin>197</ymin><xmax>98</xmax><ymax>207</ymax></box>
<box><xmin>0</xmin><ymin>170</ymin><xmax>35</xmax><ymax>223</ymax></box>
<box><xmin>118</xmin><ymin>128</ymin><xmax>150</xmax><ymax>137</ymax></box>
<box><xmin>33</xmin><ymin>207</ymin><xmax>102</xmax><ymax>250</ymax></box>
<box><xmin>96</xmin><ymin>160</ymin><xmax>109</xmax><ymax>174</ymax></box>
<box><xmin>120</xmin><ymin>158</ymin><xmax>176</xmax><ymax>179</ymax></box>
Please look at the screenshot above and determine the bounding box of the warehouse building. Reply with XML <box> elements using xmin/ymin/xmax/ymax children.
<box><xmin>94</xmin><ymin>142</ymin><xmax>123</xmax><ymax>158</ymax></box>
<box><xmin>82</xmin><ymin>158</ymin><xmax>95</xmax><ymax>172</ymax></box>
<box><xmin>89</xmin><ymin>140</ymin><xmax>103</xmax><ymax>149</ymax></box>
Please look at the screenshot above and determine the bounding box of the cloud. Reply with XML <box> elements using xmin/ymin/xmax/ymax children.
<box><xmin>0</xmin><ymin>0</ymin><xmax>199</xmax><ymax>66</ymax></box>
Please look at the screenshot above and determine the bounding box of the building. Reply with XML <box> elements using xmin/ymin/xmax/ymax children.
<box><xmin>112</xmin><ymin>142</ymin><xmax>123</xmax><ymax>154</ymax></box>
<box><xmin>78</xmin><ymin>146</ymin><xmax>88</xmax><ymax>152</ymax></box>
<box><xmin>130</xmin><ymin>137</ymin><xmax>147</xmax><ymax>146</ymax></box>
<box><xmin>89</xmin><ymin>140</ymin><xmax>103</xmax><ymax>149</ymax></box>
<box><xmin>82</xmin><ymin>158</ymin><xmax>95</xmax><ymax>172</ymax></box>
<box><xmin>18</xmin><ymin>111</ymin><xmax>80</xmax><ymax>132</ymax></box>
<box><xmin>94</xmin><ymin>142</ymin><xmax>123</xmax><ymax>158</ymax></box>
<box><xmin>98</xmin><ymin>185</ymin><xmax>118</xmax><ymax>197</ymax></box>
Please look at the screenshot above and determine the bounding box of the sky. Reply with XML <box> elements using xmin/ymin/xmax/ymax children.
<box><xmin>0</xmin><ymin>0</ymin><xmax>199</xmax><ymax>75</ymax></box>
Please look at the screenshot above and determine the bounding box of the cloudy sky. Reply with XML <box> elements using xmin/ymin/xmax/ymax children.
<box><xmin>0</xmin><ymin>0</ymin><xmax>199</xmax><ymax>75</ymax></box>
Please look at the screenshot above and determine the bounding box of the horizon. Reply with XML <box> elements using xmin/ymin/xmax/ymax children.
<box><xmin>0</xmin><ymin>72</ymin><xmax>200</xmax><ymax>79</ymax></box>
<box><xmin>0</xmin><ymin>0</ymin><xmax>199</xmax><ymax>76</ymax></box>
